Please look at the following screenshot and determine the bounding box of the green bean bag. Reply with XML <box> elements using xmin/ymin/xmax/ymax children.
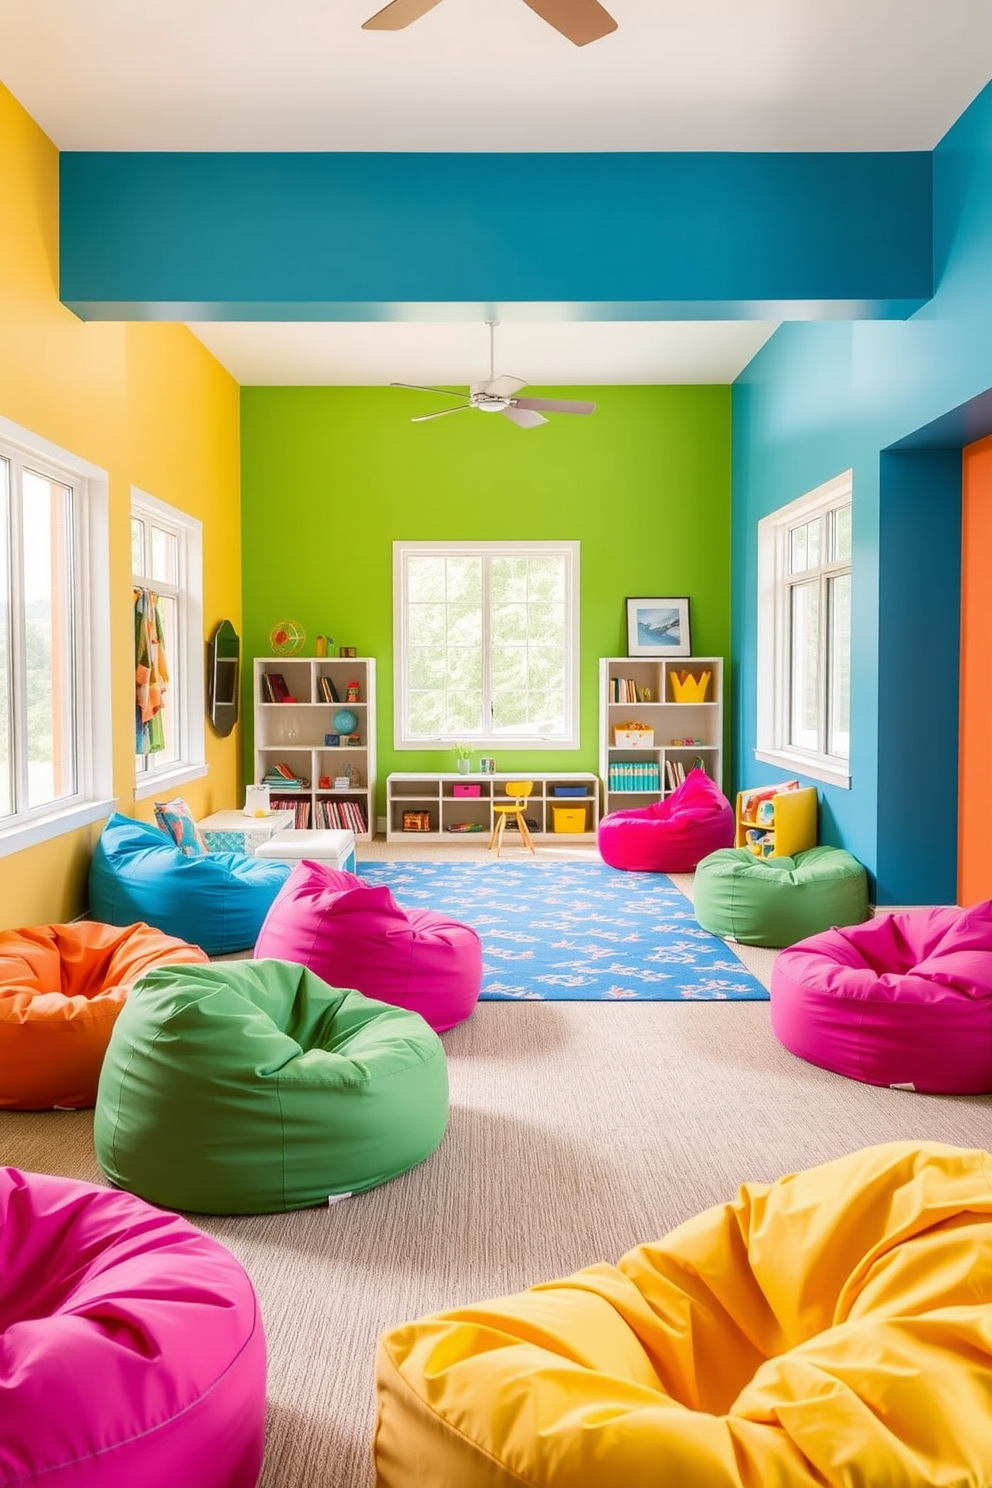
<box><xmin>94</xmin><ymin>959</ymin><xmax>448</xmax><ymax>1214</ymax></box>
<box><xmin>693</xmin><ymin>845</ymin><xmax>869</xmax><ymax>948</ymax></box>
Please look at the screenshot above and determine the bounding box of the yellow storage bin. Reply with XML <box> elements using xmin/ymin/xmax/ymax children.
<box><xmin>552</xmin><ymin>806</ymin><xmax>586</xmax><ymax>833</ymax></box>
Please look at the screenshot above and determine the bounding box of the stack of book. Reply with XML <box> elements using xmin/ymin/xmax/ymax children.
<box><xmin>262</xmin><ymin>762</ymin><xmax>310</xmax><ymax>790</ymax></box>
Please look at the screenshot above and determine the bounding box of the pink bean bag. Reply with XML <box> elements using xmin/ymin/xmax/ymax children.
<box><xmin>254</xmin><ymin>861</ymin><xmax>483</xmax><ymax>1032</ymax></box>
<box><xmin>0</xmin><ymin>1166</ymin><xmax>266</xmax><ymax>1488</ymax></box>
<box><xmin>597</xmin><ymin>767</ymin><xmax>736</xmax><ymax>873</ymax></box>
<box><xmin>770</xmin><ymin>900</ymin><xmax>992</xmax><ymax>1093</ymax></box>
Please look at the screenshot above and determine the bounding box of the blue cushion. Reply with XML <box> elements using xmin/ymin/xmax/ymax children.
<box><xmin>88</xmin><ymin>813</ymin><xmax>291</xmax><ymax>957</ymax></box>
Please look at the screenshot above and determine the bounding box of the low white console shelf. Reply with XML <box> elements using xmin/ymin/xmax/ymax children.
<box><xmin>386</xmin><ymin>772</ymin><xmax>600</xmax><ymax>844</ymax></box>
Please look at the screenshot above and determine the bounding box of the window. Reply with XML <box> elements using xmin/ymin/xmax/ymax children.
<box><xmin>756</xmin><ymin>471</ymin><xmax>851</xmax><ymax>789</ymax></box>
<box><xmin>393</xmin><ymin>541</ymin><xmax>579</xmax><ymax>749</ymax></box>
<box><xmin>0</xmin><ymin>415</ymin><xmax>112</xmax><ymax>858</ymax></box>
<box><xmin>131</xmin><ymin>489</ymin><xmax>205</xmax><ymax>798</ymax></box>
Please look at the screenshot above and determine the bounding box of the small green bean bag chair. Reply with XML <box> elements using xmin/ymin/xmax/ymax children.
<box><xmin>94</xmin><ymin>958</ymin><xmax>448</xmax><ymax>1214</ymax></box>
<box><xmin>693</xmin><ymin>845</ymin><xmax>869</xmax><ymax>949</ymax></box>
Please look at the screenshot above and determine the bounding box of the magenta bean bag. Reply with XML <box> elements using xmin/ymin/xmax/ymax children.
<box><xmin>770</xmin><ymin>900</ymin><xmax>992</xmax><ymax>1093</ymax></box>
<box><xmin>597</xmin><ymin>767</ymin><xmax>736</xmax><ymax>873</ymax></box>
<box><xmin>0</xmin><ymin>1166</ymin><xmax>266</xmax><ymax>1488</ymax></box>
<box><xmin>254</xmin><ymin>861</ymin><xmax>483</xmax><ymax>1032</ymax></box>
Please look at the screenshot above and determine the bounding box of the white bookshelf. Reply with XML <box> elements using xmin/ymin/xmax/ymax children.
<box><xmin>599</xmin><ymin>656</ymin><xmax>724</xmax><ymax>818</ymax></box>
<box><xmin>253</xmin><ymin>656</ymin><xmax>376</xmax><ymax>840</ymax></box>
<box><xmin>386</xmin><ymin>772</ymin><xmax>600</xmax><ymax>844</ymax></box>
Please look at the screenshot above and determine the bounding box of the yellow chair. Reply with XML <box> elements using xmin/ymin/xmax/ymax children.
<box><xmin>489</xmin><ymin>783</ymin><xmax>536</xmax><ymax>857</ymax></box>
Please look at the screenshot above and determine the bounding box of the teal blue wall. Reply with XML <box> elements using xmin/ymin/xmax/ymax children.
<box><xmin>732</xmin><ymin>80</ymin><xmax>992</xmax><ymax>905</ymax></box>
<box><xmin>59</xmin><ymin>150</ymin><xmax>932</xmax><ymax>320</ymax></box>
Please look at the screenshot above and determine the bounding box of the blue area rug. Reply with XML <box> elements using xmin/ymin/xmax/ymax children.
<box><xmin>356</xmin><ymin>859</ymin><xmax>769</xmax><ymax>1001</ymax></box>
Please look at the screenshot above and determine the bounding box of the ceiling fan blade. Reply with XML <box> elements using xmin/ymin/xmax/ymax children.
<box><xmin>411</xmin><ymin>406</ymin><xmax>472</xmax><ymax>422</ymax></box>
<box><xmin>514</xmin><ymin>397</ymin><xmax>597</xmax><ymax>415</ymax></box>
<box><xmin>362</xmin><ymin>0</ymin><xmax>445</xmax><ymax>30</ymax></box>
<box><xmin>502</xmin><ymin>406</ymin><xmax>548</xmax><ymax>429</ymax></box>
<box><xmin>520</xmin><ymin>0</ymin><xmax>617</xmax><ymax>46</ymax></box>
<box><xmin>482</xmin><ymin>374</ymin><xmax>528</xmax><ymax>399</ymax></box>
<box><xmin>390</xmin><ymin>382</ymin><xmax>470</xmax><ymax>399</ymax></box>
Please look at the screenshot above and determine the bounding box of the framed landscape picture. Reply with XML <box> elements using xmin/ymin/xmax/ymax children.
<box><xmin>625</xmin><ymin>596</ymin><xmax>691</xmax><ymax>657</ymax></box>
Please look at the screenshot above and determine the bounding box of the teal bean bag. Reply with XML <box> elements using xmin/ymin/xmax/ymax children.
<box><xmin>94</xmin><ymin>959</ymin><xmax>449</xmax><ymax>1214</ymax></box>
<box><xmin>693</xmin><ymin>845</ymin><xmax>869</xmax><ymax>948</ymax></box>
<box><xmin>89</xmin><ymin>812</ymin><xmax>291</xmax><ymax>956</ymax></box>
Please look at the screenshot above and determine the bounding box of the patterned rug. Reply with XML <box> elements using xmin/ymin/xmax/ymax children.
<box><xmin>356</xmin><ymin>859</ymin><xmax>769</xmax><ymax>1001</ymax></box>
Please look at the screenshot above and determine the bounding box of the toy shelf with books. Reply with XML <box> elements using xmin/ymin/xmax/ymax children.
<box><xmin>599</xmin><ymin>656</ymin><xmax>724</xmax><ymax>817</ymax></box>
<box><xmin>253</xmin><ymin>656</ymin><xmax>376</xmax><ymax>841</ymax></box>
<box><xmin>735</xmin><ymin>781</ymin><xmax>817</xmax><ymax>859</ymax></box>
<box><xmin>385</xmin><ymin>772</ymin><xmax>600</xmax><ymax>844</ymax></box>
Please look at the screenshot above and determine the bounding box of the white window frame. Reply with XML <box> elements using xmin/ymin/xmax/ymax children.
<box><xmin>0</xmin><ymin>413</ymin><xmax>114</xmax><ymax>859</ymax></box>
<box><xmin>755</xmin><ymin>470</ymin><xmax>852</xmax><ymax>790</ymax></box>
<box><xmin>131</xmin><ymin>488</ymin><xmax>206</xmax><ymax>801</ymax></box>
<box><xmin>393</xmin><ymin>540</ymin><xmax>580</xmax><ymax>750</ymax></box>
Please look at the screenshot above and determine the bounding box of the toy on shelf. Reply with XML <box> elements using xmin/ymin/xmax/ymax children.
<box><xmin>269</xmin><ymin>620</ymin><xmax>306</xmax><ymax>656</ymax></box>
<box><xmin>735</xmin><ymin>782</ymin><xmax>817</xmax><ymax>859</ymax></box>
<box><xmin>669</xmin><ymin>669</ymin><xmax>711</xmax><ymax>703</ymax></box>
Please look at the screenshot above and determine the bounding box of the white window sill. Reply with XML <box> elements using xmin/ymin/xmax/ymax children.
<box><xmin>754</xmin><ymin>748</ymin><xmax>851</xmax><ymax>791</ymax></box>
<box><xmin>0</xmin><ymin>797</ymin><xmax>118</xmax><ymax>860</ymax></box>
<box><xmin>134</xmin><ymin>763</ymin><xmax>208</xmax><ymax>801</ymax></box>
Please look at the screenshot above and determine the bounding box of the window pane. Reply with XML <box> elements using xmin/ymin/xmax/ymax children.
<box><xmin>806</xmin><ymin>518</ymin><xmax>822</xmax><ymax>569</ymax></box>
<box><xmin>828</xmin><ymin>572</ymin><xmax>851</xmax><ymax>760</ymax></box>
<box><xmin>131</xmin><ymin>517</ymin><xmax>144</xmax><ymax>576</ymax></box>
<box><xmin>832</xmin><ymin>504</ymin><xmax>852</xmax><ymax>563</ymax></box>
<box><xmin>789</xmin><ymin>580</ymin><xmax>820</xmax><ymax>751</ymax></box>
<box><xmin>0</xmin><ymin>459</ymin><xmax>11</xmax><ymax>818</ymax></box>
<box><xmin>789</xmin><ymin>524</ymin><xmax>808</xmax><ymax>574</ymax></box>
<box><xmin>150</xmin><ymin>525</ymin><xmax>178</xmax><ymax>585</ymax></box>
<box><xmin>22</xmin><ymin>470</ymin><xmax>76</xmax><ymax>809</ymax></box>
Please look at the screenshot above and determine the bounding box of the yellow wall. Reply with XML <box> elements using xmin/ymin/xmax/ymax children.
<box><xmin>0</xmin><ymin>81</ymin><xmax>243</xmax><ymax>929</ymax></box>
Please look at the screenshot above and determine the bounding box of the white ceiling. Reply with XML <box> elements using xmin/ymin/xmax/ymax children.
<box><xmin>2</xmin><ymin>0</ymin><xmax>991</xmax><ymax>386</ymax></box>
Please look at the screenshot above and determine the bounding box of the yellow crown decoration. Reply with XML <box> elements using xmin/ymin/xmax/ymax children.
<box><xmin>670</xmin><ymin>669</ymin><xmax>711</xmax><ymax>703</ymax></box>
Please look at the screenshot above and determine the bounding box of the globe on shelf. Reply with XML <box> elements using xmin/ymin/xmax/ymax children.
<box><xmin>332</xmin><ymin>708</ymin><xmax>358</xmax><ymax>735</ymax></box>
<box><xmin>269</xmin><ymin>620</ymin><xmax>306</xmax><ymax>656</ymax></box>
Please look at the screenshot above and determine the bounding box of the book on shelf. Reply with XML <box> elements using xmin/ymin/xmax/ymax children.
<box><xmin>318</xmin><ymin>675</ymin><xmax>341</xmax><ymax>704</ymax></box>
<box><xmin>265</xmin><ymin>672</ymin><xmax>290</xmax><ymax>702</ymax></box>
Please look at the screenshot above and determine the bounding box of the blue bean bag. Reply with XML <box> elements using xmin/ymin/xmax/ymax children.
<box><xmin>88</xmin><ymin>813</ymin><xmax>291</xmax><ymax>956</ymax></box>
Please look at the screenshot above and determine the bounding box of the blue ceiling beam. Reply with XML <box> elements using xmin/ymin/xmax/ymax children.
<box><xmin>59</xmin><ymin>150</ymin><xmax>933</xmax><ymax>321</ymax></box>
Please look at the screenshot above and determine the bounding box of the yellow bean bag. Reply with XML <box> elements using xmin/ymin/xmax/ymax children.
<box><xmin>375</xmin><ymin>1142</ymin><xmax>992</xmax><ymax>1487</ymax></box>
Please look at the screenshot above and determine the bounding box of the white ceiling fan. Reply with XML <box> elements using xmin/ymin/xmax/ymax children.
<box><xmin>390</xmin><ymin>321</ymin><xmax>597</xmax><ymax>429</ymax></box>
<box><xmin>362</xmin><ymin>0</ymin><xmax>617</xmax><ymax>48</ymax></box>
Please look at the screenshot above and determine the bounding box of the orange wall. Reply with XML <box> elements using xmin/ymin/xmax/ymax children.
<box><xmin>959</xmin><ymin>434</ymin><xmax>992</xmax><ymax>904</ymax></box>
<box><xmin>0</xmin><ymin>81</ymin><xmax>243</xmax><ymax>929</ymax></box>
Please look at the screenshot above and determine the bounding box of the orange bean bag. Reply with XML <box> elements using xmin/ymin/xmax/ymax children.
<box><xmin>0</xmin><ymin>920</ymin><xmax>207</xmax><ymax>1110</ymax></box>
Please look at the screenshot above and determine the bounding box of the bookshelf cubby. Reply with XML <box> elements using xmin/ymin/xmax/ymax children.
<box><xmin>599</xmin><ymin>656</ymin><xmax>724</xmax><ymax>818</ymax></box>
<box><xmin>253</xmin><ymin>656</ymin><xmax>376</xmax><ymax>840</ymax></box>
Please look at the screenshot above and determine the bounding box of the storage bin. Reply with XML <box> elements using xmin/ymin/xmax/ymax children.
<box><xmin>613</xmin><ymin>728</ymin><xmax>655</xmax><ymax>748</ymax></box>
<box><xmin>453</xmin><ymin>783</ymin><xmax>481</xmax><ymax>797</ymax></box>
<box><xmin>552</xmin><ymin>806</ymin><xmax>587</xmax><ymax>833</ymax></box>
<box><xmin>552</xmin><ymin>786</ymin><xmax>586</xmax><ymax>797</ymax></box>
<box><xmin>402</xmin><ymin>811</ymin><xmax>432</xmax><ymax>833</ymax></box>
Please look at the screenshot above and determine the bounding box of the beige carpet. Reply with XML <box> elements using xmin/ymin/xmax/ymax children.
<box><xmin>3</xmin><ymin>850</ymin><xmax>987</xmax><ymax>1487</ymax></box>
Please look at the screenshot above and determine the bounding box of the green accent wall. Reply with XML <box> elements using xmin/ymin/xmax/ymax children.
<box><xmin>240</xmin><ymin>385</ymin><xmax>731</xmax><ymax>821</ymax></box>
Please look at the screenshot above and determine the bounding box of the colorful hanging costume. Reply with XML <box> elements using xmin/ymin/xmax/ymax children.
<box><xmin>134</xmin><ymin>587</ymin><xmax>169</xmax><ymax>755</ymax></box>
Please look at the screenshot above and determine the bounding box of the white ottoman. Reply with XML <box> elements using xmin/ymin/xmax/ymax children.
<box><xmin>255</xmin><ymin>829</ymin><xmax>356</xmax><ymax>874</ymax></box>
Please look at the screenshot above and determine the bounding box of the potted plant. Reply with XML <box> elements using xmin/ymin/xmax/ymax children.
<box><xmin>453</xmin><ymin>743</ymin><xmax>473</xmax><ymax>775</ymax></box>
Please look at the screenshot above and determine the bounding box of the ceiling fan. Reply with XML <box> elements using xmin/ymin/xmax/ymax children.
<box><xmin>391</xmin><ymin>322</ymin><xmax>596</xmax><ymax>429</ymax></box>
<box><xmin>362</xmin><ymin>0</ymin><xmax>617</xmax><ymax>48</ymax></box>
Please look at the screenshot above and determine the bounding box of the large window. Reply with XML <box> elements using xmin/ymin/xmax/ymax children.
<box><xmin>756</xmin><ymin>471</ymin><xmax>852</xmax><ymax>788</ymax></box>
<box><xmin>131</xmin><ymin>490</ymin><xmax>205</xmax><ymax>797</ymax></box>
<box><xmin>393</xmin><ymin>541</ymin><xmax>579</xmax><ymax>749</ymax></box>
<box><xmin>0</xmin><ymin>416</ymin><xmax>112</xmax><ymax>858</ymax></box>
